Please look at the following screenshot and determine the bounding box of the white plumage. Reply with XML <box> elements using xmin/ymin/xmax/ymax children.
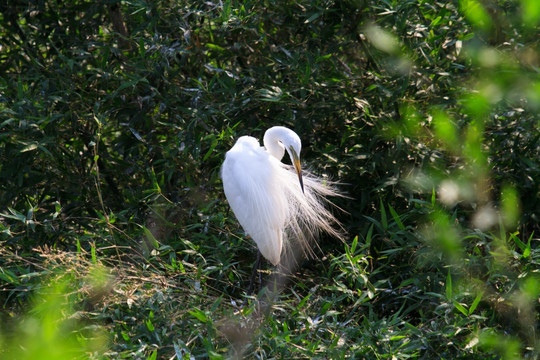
<box><xmin>221</xmin><ymin>126</ymin><xmax>341</xmax><ymax>266</ymax></box>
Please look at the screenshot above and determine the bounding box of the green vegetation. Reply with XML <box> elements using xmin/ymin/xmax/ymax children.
<box><xmin>1</xmin><ymin>0</ymin><xmax>538</xmax><ymax>358</ymax></box>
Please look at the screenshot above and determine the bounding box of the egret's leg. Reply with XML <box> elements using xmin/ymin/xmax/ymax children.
<box><xmin>247</xmin><ymin>250</ymin><xmax>262</xmax><ymax>296</ymax></box>
<box><xmin>257</xmin><ymin>252</ymin><xmax>262</xmax><ymax>285</ymax></box>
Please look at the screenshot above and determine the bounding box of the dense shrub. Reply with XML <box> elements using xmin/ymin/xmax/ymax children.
<box><xmin>1</xmin><ymin>0</ymin><xmax>538</xmax><ymax>359</ymax></box>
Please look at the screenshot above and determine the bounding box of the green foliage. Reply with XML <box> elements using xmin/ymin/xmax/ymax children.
<box><xmin>0</xmin><ymin>263</ymin><xmax>109</xmax><ymax>359</ymax></box>
<box><xmin>1</xmin><ymin>0</ymin><xmax>539</xmax><ymax>359</ymax></box>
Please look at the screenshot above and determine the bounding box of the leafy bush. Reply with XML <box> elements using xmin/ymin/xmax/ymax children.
<box><xmin>0</xmin><ymin>0</ymin><xmax>538</xmax><ymax>359</ymax></box>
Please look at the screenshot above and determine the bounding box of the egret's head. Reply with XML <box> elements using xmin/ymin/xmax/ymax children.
<box><xmin>264</xmin><ymin>126</ymin><xmax>305</xmax><ymax>193</ymax></box>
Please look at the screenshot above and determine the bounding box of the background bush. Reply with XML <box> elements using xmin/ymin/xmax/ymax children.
<box><xmin>0</xmin><ymin>0</ymin><xmax>538</xmax><ymax>359</ymax></box>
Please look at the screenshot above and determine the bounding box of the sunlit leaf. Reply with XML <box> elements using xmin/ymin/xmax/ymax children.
<box><xmin>460</xmin><ymin>0</ymin><xmax>492</xmax><ymax>30</ymax></box>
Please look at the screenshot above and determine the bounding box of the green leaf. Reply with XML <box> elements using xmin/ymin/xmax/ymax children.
<box><xmin>37</xmin><ymin>144</ymin><xmax>54</xmax><ymax>158</ymax></box>
<box><xmin>143</xmin><ymin>226</ymin><xmax>160</xmax><ymax>250</ymax></box>
<box><xmin>521</xmin><ymin>0</ymin><xmax>540</xmax><ymax>27</ymax></box>
<box><xmin>189</xmin><ymin>309</ymin><xmax>208</xmax><ymax>323</ymax></box>
<box><xmin>501</xmin><ymin>185</ymin><xmax>520</xmax><ymax>228</ymax></box>
<box><xmin>379</xmin><ymin>199</ymin><xmax>387</xmax><ymax>230</ymax></box>
<box><xmin>469</xmin><ymin>292</ymin><xmax>483</xmax><ymax>315</ymax></box>
<box><xmin>203</xmin><ymin>136</ymin><xmax>218</xmax><ymax>162</ymax></box>
<box><xmin>365</xmin><ymin>224</ymin><xmax>373</xmax><ymax>247</ymax></box>
<box><xmin>430</xmin><ymin>16</ymin><xmax>442</xmax><ymax>27</ymax></box>
<box><xmin>91</xmin><ymin>242</ymin><xmax>97</xmax><ymax>263</ymax></box>
<box><xmin>510</xmin><ymin>232</ymin><xmax>527</xmax><ymax>252</ymax></box>
<box><xmin>149</xmin><ymin>167</ymin><xmax>161</xmax><ymax>194</ymax></box>
<box><xmin>432</xmin><ymin>110</ymin><xmax>459</xmax><ymax>152</ymax></box>
<box><xmin>0</xmin><ymin>268</ymin><xmax>20</xmax><ymax>285</ymax></box>
<box><xmin>20</xmin><ymin>142</ymin><xmax>38</xmax><ymax>152</ymax></box>
<box><xmin>257</xmin><ymin>86</ymin><xmax>288</xmax><ymax>102</ymax></box>
<box><xmin>446</xmin><ymin>271</ymin><xmax>453</xmax><ymax>300</ymax></box>
<box><xmin>146</xmin><ymin>318</ymin><xmax>155</xmax><ymax>332</ymax></box>
<box><xmin>390</xmin><ymin>335</ymin><xmax>407</xmax><ymax>341</ymax></box>
<box><xmin>460</xmin><ymin>0</ymin><xmax>492</xmax><ymax>30</ymax></box>
<box><xmin>304</xmin><ymin>12</ymin><xmax>321</xmax><ymax>24</ymax></box>
<box><xmin>453</xmin><ymin>300</ymin><xmax>469</xmax><ymax>316</ymax></box>
<box><xmin>283</xmin><ymin>321</ymin><xmax>291</xmax><ymax>342</ymax></box>
<box><xmin>388</xmin><ymin>205</ymin><xmax>404</xmax><ymax>230</ymax></box>
<box><xmin>147</xmin><ymin>349</ymin><xmax>157</xmax><ymax>360</ymax></box>
<box><xmin>350</xmin><ymin>235</ymin><xmax>358</xmax><ymax>254</ymax></box>
<box><xmin>316</xmin><ymin>54</ymin><xmax>332</xmax><ymax>62</ymax></box>
<box><xmin>2</xmin><ymin>207</ymin><xmax>26</xmax><ymax>222</ymax></box>
<box><xmin>206</xmin><ymin>43</ymin><xmax>226</xmax><ymax>52</ymax></box>
<box><xmin>26</xmin><ymin>207</ymin><xmax>34</xmax><ymax>221</ymax></box>
<box><xmin>523</xmin><ymin>233</ymin><xmax>533</xmax><ymax>258</ymax></box>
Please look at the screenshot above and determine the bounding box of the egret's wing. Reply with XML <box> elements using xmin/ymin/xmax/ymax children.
<box><xmin>221</xmin><ymin>138</ymin><xmax>286</xmax><ymax>265</ymax></box>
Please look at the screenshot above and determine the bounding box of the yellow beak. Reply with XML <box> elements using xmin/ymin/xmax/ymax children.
<box><xmin>289</xmin><ymin>146</ymin><xmax>304</xmax><ymax>193</ymax></box>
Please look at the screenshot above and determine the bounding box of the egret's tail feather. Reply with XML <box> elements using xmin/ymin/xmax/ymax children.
<box><xmin>279</xmin><ymin>165</ymin><xmax>345</xmax><ymax>262</ymax></box>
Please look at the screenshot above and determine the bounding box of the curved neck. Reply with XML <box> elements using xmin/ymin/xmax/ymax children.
<box><xmin>263</xmin><ymin>128</ymin><xmax>286</xmax><ymax>160</ymax></box>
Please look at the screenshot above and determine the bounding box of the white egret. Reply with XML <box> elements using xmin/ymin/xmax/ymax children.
<box><xmin>221</xmin><ymin>126</ymin><xmax>342</xmax><ymax>279</ymax></box>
